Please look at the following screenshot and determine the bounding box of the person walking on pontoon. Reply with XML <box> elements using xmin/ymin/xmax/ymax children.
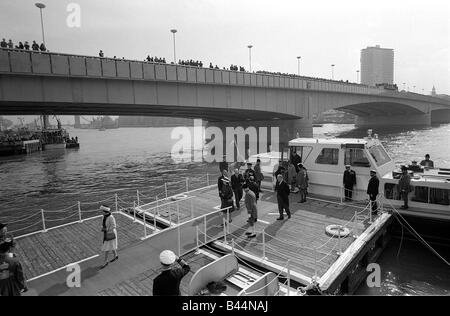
<box><xmin>100</xmin><ymin>205</ymin><xmax>118</xmax><ymax>269</ymax></box>
<box><xmin>275</xmin><ymin>174</ymin><xmax>291</xmax><ymax>220</ymax></box>
<box><xmin>243</xmin><ymin>184</ymin><xmax>258</xmax><ymax>238</ymax></box>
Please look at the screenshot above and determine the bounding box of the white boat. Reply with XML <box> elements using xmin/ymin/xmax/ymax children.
<box><xmin>248</xmin><ymin>133</ymin><xmax>450</xmax><ymax>222</ymax></box>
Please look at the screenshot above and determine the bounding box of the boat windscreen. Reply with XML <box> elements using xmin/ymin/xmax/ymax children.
<box><xmin>368</xmin><ymin>144</ymin><xmax>391</xmax><ymax>166</ymax></box>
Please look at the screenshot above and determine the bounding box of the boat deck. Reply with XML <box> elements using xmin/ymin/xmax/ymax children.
<box><xmin>19</xmin><ymin>184</ymin><xmax>390</xmax><ymax>295</ymax></box>
<box><xmin>145</xmin><ymin>186</ymin><xmax>375</xmax><ymax>284</ymax></box>
<box><xmin>16</xmin><ymin>213</ymin><xmax>151</xmax><ymax>280</ymax></box>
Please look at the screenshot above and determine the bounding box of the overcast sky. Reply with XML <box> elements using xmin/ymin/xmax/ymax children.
<box><xmin>1</xmin><ymin>0</ymin><xmax>449</xmax><ymax>123</ymax></box>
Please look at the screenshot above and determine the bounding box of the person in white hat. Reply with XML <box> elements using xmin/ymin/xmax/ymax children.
<box><xmin>153</xmin><ymin>250</ymin><xmax>190</xmax><ymax>296</ymax></box>
<box><xmin>99</xmin><ymin>205</ymin><xmax>118</xmax><ymax>269</ymax></box>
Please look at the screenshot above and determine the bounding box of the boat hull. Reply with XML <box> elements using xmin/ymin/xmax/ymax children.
<box><xmin>43</xmin><ymin>143</ymin><xmax>66</xmax><ymax>150</ymax></box>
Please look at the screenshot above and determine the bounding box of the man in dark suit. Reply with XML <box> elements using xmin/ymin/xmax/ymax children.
<box><xmin>275</xmin><ymin>174</ymin><xmax>291</xmax><ymax>220</ymax></box>
<box><xmin>343</xmin><ymin>165</ymin><xmax>357</xmax><ymax>201</ymax></box>
<box><xmin>367</xmin><ymin>170</ymin><xmax>379</xmax><ymax>214</ymax></box>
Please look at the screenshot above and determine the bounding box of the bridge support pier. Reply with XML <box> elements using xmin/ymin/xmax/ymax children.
<box><xmin>355</xmin><ymin>113</ymin><xmax>431</xmax><ymax>128</ymax></box>
<box><xmin>431</xmin><ymin>109</ymin><xmax>450</xmax><ymax>124</ymax></box>
<box><xmin>206</xmin><ymin>118</ymin><xmax>312</xmax><ymax>161</ymax></box>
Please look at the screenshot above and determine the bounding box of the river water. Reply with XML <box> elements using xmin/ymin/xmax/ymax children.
<box><xmin>0</xmin><ymin>123</ymin><xmax>449</xmax><ymax>295</ymax></box>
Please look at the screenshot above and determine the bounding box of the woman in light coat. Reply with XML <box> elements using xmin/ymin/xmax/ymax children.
<box><xmin>100</xmin><ymin>205</ymin><xmax>118</xmax><ymax>269</ymax></box>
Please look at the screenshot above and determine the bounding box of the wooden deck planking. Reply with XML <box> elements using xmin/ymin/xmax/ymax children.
<box><xmin>178</xmin><ymin>187</ymin><xmax>372</xmax><ymax>281</ymax></box>
<box><xmin>15</xmin><ymin>213</ymin><xmax>150</xmax><ymax>279</ymax></box>
<box><xmin>96</xmin><ymin>251</ymin><xmax>215</xmax><ymax>296</ymax></box>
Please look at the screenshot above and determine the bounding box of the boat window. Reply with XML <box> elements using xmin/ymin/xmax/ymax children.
<box><xmin>289</xmin><ymin>146</ymin><xmax>313</xmax><ymax>163</ymax></box>
<box><xmin>385</xmin><ymin>183</ymin><xmax>450</xmax><ymax>206</ymax></box>
<box><xmin>368</xmin><ymin>145</ymin><xmax>391</xmax><ymax>166</ymax></box>
<box><xmin>344</xmin><ymin>148</ymin><xmax>370</xmax><ymax>168</ymax></box>
<box><xmin>315</xmin><ymin>148</ymin><xmax>339</xmax><ymax>165</ymax></box>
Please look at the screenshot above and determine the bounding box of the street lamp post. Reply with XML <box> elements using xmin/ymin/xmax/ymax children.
<box><xmin>248</xmin><ymin>45</ymin><xmax>253</xmax><ymax>72</ymax></box>
<box><xmin>297</xmin><ymin>56</ymin><xmax>301</xmax><ymax>76</ymax></box>
<box><xmin>35</xmin><ymin>3</ymin><xmax>46</xmax><ymax>47</ymax></box>
<box><xmin>356</xmin><ymin>70</ymin><xmax>360</xmax><ymax>83</ymax></box>
<box><xmin>331</xmin><ymin>64</ymin><xmax>335</xmax><ymax>80</ymax></box>
<box><xmin>170</xmin><ymin>29</ymin><xmax>177</xmax><ymax>64</ymax></box>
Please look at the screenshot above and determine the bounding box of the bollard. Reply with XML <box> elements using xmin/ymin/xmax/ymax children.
<box><xmin>115</xmin><ymin>194</ymin><xmax>118</xmax><ymax>213</ymax></box>
<box><xmin>41</xmin><ymin>209</ymin><xmax>47</xmax><ymax>232</ymax></box>
<box><xmin>137</xmin><ymin>190</ymin><xmax>140</xmax><ymax>207</ymax></box>
<box><xmin>78</xmin><ymin>201</ymin><xmax>82</xmax><ymax>223</ymax></box>
<box><xmin>164</xmin><ymin>183</ymin><xmax>168</xmax><ymax>199</ymax></box>
<box><xmin>186</xmin><ymin>177</ymin><xmax>189</xmax><ymax>192</ymax></box>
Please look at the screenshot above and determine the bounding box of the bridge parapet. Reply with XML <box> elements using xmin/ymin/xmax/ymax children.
<box><xmin>0</xmin><ymin>48</ymin><xmax>448</xmax><ymax>108</ymax></box>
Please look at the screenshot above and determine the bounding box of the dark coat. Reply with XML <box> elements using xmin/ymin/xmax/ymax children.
<box><xmin>0</xmin><ymin>254</ymin><xmax>27</xmax><ymax>296</ymax></box>
<box><xmin>153</xmin><ymin>262</ymin><xmax>190</xmax><ymax>296</ymax></box>
<box><xmin>231</xmin><ymin>174</ymin><xmax>244</xmax><ymax>191</ymax></box>
<box><xmin>343</xmin><ymin>170</ymin><xmax>357</xmax><ymax>186</ymax></box>
<box><xmin>248</xmin><ymin>181</ymin><xmax>259</xmax><ymax>201</ymax></box>
<box><xmin>275</xmin><ymin>180</ymin><xmax>290</xmax><ymax>203</ymax></box>
<box><xmin>367</xmin><ymin>176</ymin><xmax>379</xmax><ymax>196</ymax></box>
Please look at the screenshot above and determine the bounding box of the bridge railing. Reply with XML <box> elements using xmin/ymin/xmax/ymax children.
<box><xmin>1</xmin><ymin>47</ymin><xmax>447</xmax><ymax>106</ymax></box>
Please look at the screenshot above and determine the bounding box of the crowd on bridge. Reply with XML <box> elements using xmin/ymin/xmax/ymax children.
<box><xmin>1</xmin><ymin>38</ymin><xmax>47</xmax><ymax>52</ymax></box>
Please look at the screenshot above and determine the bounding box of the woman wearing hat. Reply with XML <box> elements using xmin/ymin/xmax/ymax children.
<box><xmin>100</xmin><ymin>205</ymin><xmax>118</xmax><ymax>269</ymax></box>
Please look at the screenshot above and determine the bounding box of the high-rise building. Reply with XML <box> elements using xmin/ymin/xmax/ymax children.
<box><xmin>360</xmin><ymin>45</ymin><xmax>394</xmax><ymax>86</ymax></box>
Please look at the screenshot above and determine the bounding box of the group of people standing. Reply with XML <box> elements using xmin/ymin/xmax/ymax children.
<box><xmin>1</xmin><ymin>38</ymin><xmax>46</xmax><ymax>52</ymax></box>
<box><xmin>217</xmin><ymin>160</ymin><xmax>264</xmax><ymax>238</ymax></box>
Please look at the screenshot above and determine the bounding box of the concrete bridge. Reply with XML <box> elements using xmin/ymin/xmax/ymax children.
<box><xmin>1</xmin><ymin>48</ymin><xmax>449</xmax><ymax>145</ymax></box>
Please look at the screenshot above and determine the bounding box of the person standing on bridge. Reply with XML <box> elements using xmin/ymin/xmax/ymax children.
<box><xmin>99</xmin><ymin>205</ymin><xmax>118</xmax><ymax>269</ymax></box>
<box><xmin>0</xmin><ymin>39</ymin><xmax>7</xmax><ymax>48</ymax></box>
<box><xmin>31</xmin><ymin>41</ymin><xmax>39</xmax><ymax>51</ymax></box>
<box><xmin>0</xmin><ymin>223</ymin><xmax>15</xmax><ymax>252</ymax></box>
<box><xmin>275</xmin><ymin>174</ymin><xmax>291</xmax><ymax>220</ymax></box>
<box><xmin>0</xmin><ymin>241</ymin><xmax>27</xmax><ymax>296</ymax></box>
<box><xmin>367</xmin><ymin>170</ymin><xmax>379</xmax><ymax>214</ymax></box>
<box><xmin>343</xmin><ymin>165</ymin><xmax>356</xmax><ymax>202</ymax></box>
<box><xmin>153</xmin><ymin>250</ymin><xmax>190</xmax><ymax>296</ymax></box>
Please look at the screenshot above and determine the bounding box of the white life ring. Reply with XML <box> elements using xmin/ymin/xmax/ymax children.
<box><xmin>325</xmin><ymin>225</ymin><xmax>350</xmax><ymax>238</ymax></box>
<box><xmin>170</xmin><ymin>194</ymin><xmax>188</xmax><ymax>201</ymax></box>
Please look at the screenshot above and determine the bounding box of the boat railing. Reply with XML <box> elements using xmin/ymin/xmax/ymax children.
<box><xmin>2</xmin><ymin>173</ymin><xmax>213</xmax><ymax>239</ymax></box>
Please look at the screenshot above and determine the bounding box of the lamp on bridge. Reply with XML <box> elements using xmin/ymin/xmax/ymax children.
<box><xmin>35</xmin><ymin>3</ymin><xmax>46</xmax><ymax>47</ymax></box>
<box><xmin>170</xmin><ymin>29</ymin><xmax>177</xmax><ymax>64</ymax></box>
<box><xmin>248</xmin><ymin>45</ymin><xmax>253</xmax><ymax>72</ymax></box>
<box><xmin>356</xmin><ymin>70</ymin><xmax>360</xmax><ymax>83</ymax></box>
<box><xmin>331</xmin><ymin>64</ymin><xmax>335</xmax><ymax>80</ymax></box>
<box><xmin>297</xmin><ymin>56</ymin><xmax>301</xmax><ymax>76</ymax></box>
